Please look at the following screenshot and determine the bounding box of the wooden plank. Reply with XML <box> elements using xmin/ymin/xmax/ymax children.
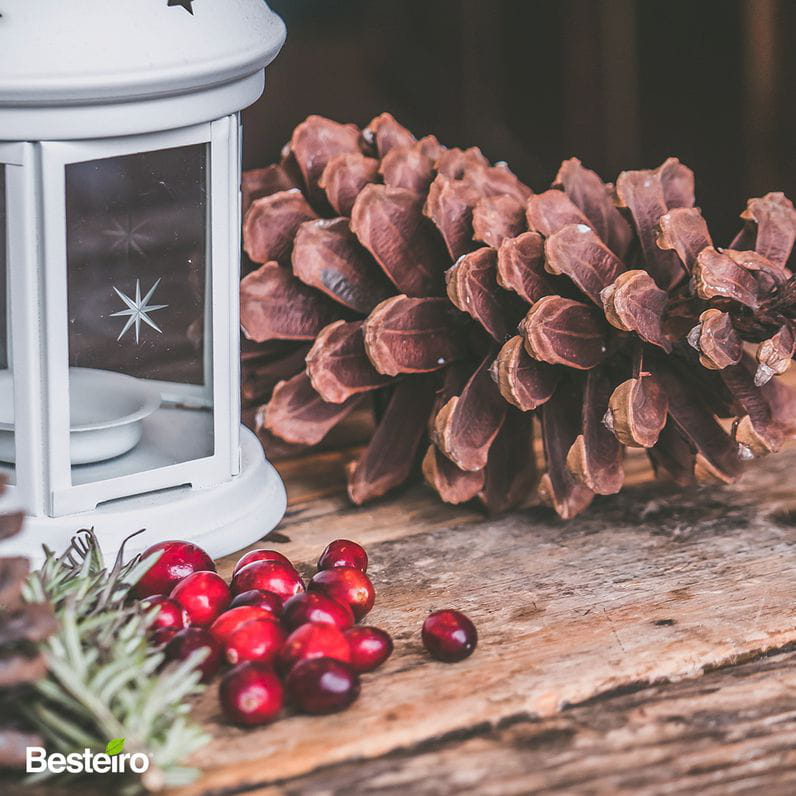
<box><xmin>178</xmin><ymin>444</ymin><xmax>796</xmax><ymax>795</ymax></box>
<box><xmin>267</xmin><ymin>649</ymin><xmax>796</xmax><ymax>795</ymax></box>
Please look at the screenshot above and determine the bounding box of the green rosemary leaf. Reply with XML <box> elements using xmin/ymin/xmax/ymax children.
<box><xmin>13</xmin><ymin>529</ymin><xmax>210</xmax><ymax>791</ymax></box>
<box><xmin>28</xmin><ymin>702</ymin><xmax>100</xmax><ymax>750</ymax></box>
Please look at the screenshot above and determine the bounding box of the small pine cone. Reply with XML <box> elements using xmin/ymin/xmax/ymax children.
<box><xmin>0</xmin><ymin>488</ymin><xmax>56</xmax><ymax>768</ymax></box>
<box><xmin>240</xmin><ymin>114</ymin><xmax>796</xmax><ymax>519</ymax></box>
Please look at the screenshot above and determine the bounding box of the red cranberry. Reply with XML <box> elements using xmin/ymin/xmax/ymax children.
<box><xmin>209</xmin><ymin>605</ymin><xmax>280</xmax><ymax>645</ymax></box>
<box><xmin>229</xmin><ymin>589</ymin><xmax>283</xmax><ymax>619</ymax></box>
<box><xmin>151</xmin><ymin>627</ymin><xmax>179</xmax><ymax>646</ymax></box>
<box><xmin>232</xmin><ymin>561</ymin><xmax>305</xmax><ymax>601</ymax></box>
<box><xmin>133</xmin><ymin>541</ymin><xmax>215</xmax><ymax>598</ymax></box>
<box><xmin>141</xmin><ymin>595</ymin><xmax>189</xmax><ymax>631</ymax></box>
<box><xmin>165</xmin><ymin>627</ymin><xmax>223</xmax><ymax>682</ymax></box>
<box><xmin>279</xmin><ymin>621</ymin><xmax>351</xmax><ymax>673</ymax></box>
<box><xmin>220</xmin><ymin>662</ymin><xmax>283</xmax><ymax>726</ymax></box>
<box><xmin>225</xmin><ymin>619</ymin><xmax>286</xmax><ymax>666</ymax></box>
<box><xmin>317</xmin><ymin>539</ymin><xmax>368</xmax><ymax>573</ymax></box>
<box><xmin>282</xmin><ymin>592</ymin><xmax>354</xmax><ymax>632</ymax></box>
<box><xmin>344</xmin><ymin>626</ymin><xmax>393</xmax><ymax>673</ymax></box>
<box><xmin>170</xmin><ymin>571</ymin><xmax>231</xmax><ymax>627</ymax></box>
<box><xmin>308</xmin><ymin>567</ymin><xmax>375</xmax><ymax>621</ymax></box>
<box><xmin>422</xmin><ymin>610</ymin><xmax>478</xmax><ymax>662</ymax></box>
<box><xmin>286</xmin><ymin>658</ymin><xmax>360</xmax><ymax>714</ymax></box>
<box><xmin>232</xmin><ymin>548</ymin><xmax>295</xmax><ymax>576</ymax></box>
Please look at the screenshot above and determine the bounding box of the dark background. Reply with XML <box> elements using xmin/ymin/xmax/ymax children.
<box><xmin>243</xmin><ymin>0</ymin><xmax>794</xmax><ymax>245</ymax></box>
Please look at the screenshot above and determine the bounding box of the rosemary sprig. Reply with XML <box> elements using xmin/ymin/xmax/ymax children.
<box><xmin>17</xmin><ymin>529</ymin><xmax>211</xmax><ymax>791</ymax></box>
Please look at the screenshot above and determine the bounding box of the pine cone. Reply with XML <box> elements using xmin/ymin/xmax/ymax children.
<box><xmin>0</xmin><ymin>489</ymin><xmax>56</xmax><ymax>768</ymax></box>
<box><xmin>241</xmin><ymin>114</ymin><xmax>796</xmax><ymax>517</ymax></box>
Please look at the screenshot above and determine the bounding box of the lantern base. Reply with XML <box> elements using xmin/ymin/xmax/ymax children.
<box><xmin>0</xmin><ymin>427</ymin><xmax>287</xmax><ymax>569</ymax></box>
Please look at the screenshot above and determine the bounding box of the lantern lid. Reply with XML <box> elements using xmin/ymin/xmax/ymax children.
<box><xmin>0</xmin><ymin>0</ymin><xmax>286</xmax><ymax>106</ymax></box>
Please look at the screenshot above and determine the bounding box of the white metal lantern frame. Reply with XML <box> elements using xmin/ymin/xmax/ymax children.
<box><xmin>0</xmin><ymin>0</ymin><xmax>288</xmax><ymax>564</ymax></box>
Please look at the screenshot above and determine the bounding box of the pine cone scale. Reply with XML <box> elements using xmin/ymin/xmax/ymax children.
<box><xmin>539</xmin><ymin>379</ymin><xmax>595</xmax><ymax>519</ymax></box>
<box><xmin>241</xmin><ymin>262</ymin><xmax>341</xmax><ymax>342</ymax></box>
<box><xmin>362</xmin><ymin>296</ymin><xmax>467</xmax><ymax>376</ymax></box>
<box><xmin>351</xmin><ymin>184</ymin><xmax>447</xmax><ymax>296</ymax></box>
<box><xmin>601</xmin><ymin>270</ymin><xmax>671</xmax><ymax>352</ymax></box>
<box><xmin>738</xmin><ymin>192</ymin><xmax>796</xmax><ymax>269</ymax></box>
<box><xmin>566</xmin><ymin>368</ymin><xmax>625</xmax><ymax>495</ymax></box>
<box><xmin>656</xmin><ymin>206</ymin><xmax>713</xmax><ymax>271</ymax></box>
<box><xmin>347</xmin><ymin>374</ymin><xmax>437</xmax><ymax>505</ymax></box>
<box><xmin>291</xmin><ymin>217</ymin><xmax>393</xmax><ymax>313</ymax></box>
<box><xmin>543</xmin><ymin>223</ymin><xmax>625</xmax><ymax>305</ymax></box>
<box><xmin>520</xmin><ymin>296</ymin><xmax>609</xmax><ymax>370</ymax></box>
<box><xmin>433</xmin><ymin>354</ymin><xmax>507</xmax><ymax>473</ymax></box>
<box><xmin>0</xmin><ymin>512</ymin><xmax>23</xmax><ymax>543</ymax></box>
<box><xmin>264</xmin><ymin>372</ymin><xmax>364</xmax><ymax>446</ymax></box>
<box><xmin>491</xmin><ymin>335</ymin><xmax>561</xmax><ymax>411</ymax></box>
<box><xmin>553</xmin><ymin>157</ymin><xmax>633</xmax><ymax>258</ymax></box>
<box><xmin>615</xmin><ymin>165</ymin><xmax>689</xmax><ymax>290</ymax></box>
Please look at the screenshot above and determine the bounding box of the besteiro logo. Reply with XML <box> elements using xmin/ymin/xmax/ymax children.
<box><xmin>26</xmin><ymin>737</ymin><xmax>150</xmax><ymax>775</ymax></box>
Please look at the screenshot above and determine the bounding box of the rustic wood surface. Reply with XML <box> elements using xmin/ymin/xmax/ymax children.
<box><xmin>259</xmin><ymin>648</ymin><xmax>796</xmax><ymax>795</ymax></box>
<box><xmin>172</xmin><ymin>430</ymin><xmax>796</xmax><ymax>796</ymax></box>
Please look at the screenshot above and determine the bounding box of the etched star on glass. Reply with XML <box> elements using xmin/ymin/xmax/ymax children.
<box><xmin>102</xmin><ymin>211</ymin><xmax>152</xmax><ymax>258</ymax></box>
<box><xmin>111</xmin><ymin>278</ymin><xmax>169</xmax><ymax>344</ymax></box>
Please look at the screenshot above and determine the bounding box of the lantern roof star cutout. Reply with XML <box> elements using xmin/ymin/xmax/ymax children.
<box><xmin>168</xmin><ymin>0</ymin><xmax>195</xmax><ymax>14</ymax></box>
<box><xmin>111</xmin><ymin>278</ymin><xmax>169</xmax><ymax>344</ymax></box>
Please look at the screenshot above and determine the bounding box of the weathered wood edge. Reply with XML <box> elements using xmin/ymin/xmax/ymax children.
<box><xmin>253</xmin><ymin>647</ymin><xmax>796</xmax><ymax>796</ymax></box>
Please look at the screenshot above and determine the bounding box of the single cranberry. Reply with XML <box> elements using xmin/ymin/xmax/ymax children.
<box><xmin>317</xmin><ymin>539</ymin><xmax>368</xmax><ymax>573</ymax></box>
<box><xmin>232</xmin><ymin>548</ymin><xmax>295</xmax><ymax>577</ymax></box>
<box><xmin>141</xmin><ymin>595</ymin><xmax>189</xmax><ymax>631</ymax></box>
<box><xmin>225</xmin><ymin>619</ymin><xmax>286</xmax><ymax>666</ymax></box>
<box><xmin>286</xmin><ymin>658</ymin><xmax>360</xmax><ymax>714</ymax></box>
<box><xmin>279</xmin><ymin>621</ymin><xmax>351</xmax><ymax>673</ymax></box>
<box><xmin>422</xmin><ymin>610</ymin><xmax>478</xmax><ymax>662</ymax></box>
<box><xmin>232</xmin><ymin>561</ymin><xmax>305</xmax><ymax>601</ymax></box>
<box><xmin>308</xmin><ymin>567</ymin><xmax>375</xmax><ymax>621</ymax></box>
<box><xmin>220</xmin><ymin>662</ymin><xmax>283</xmax><ymax>726</ymax></box>
<box><xmin>133</xmin><ymin>541</ymin><xmax>215</xmax><ymax>598</ymax></box>
<box><xmin>170</xmin><ymin>571</ymin><xmax>231</xmax><ymax>627</ymax></box>
<box><xmin>344</xmin><ymin>626</ymin><xmax>393</xmax><ymax>673</ymax></box>
<box><xmin>282</xmin><ymin>592</ymin><xmax>354</xmax><ymax>632</ymax></box>
<box><xmin>165</xmin><ymin>627</ymin><xmax>223</xmax><ymax>682</ymax></box>
<box><xmin>209</xmin><ymin>605</ymin><xmax>280</xmax><ymax>645</ymax></box>
<box><xmin>229</xmin><ymin>589</ymin><xmax>283</xmax><ymax>619</ymax></box>
<box><xmin>151</xmin><ymin>627</ymin><xmax>179</xmax><ymax>646</ymax></box>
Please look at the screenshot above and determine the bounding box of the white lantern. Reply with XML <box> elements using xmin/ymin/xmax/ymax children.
<box><xmin>0</xmin><ymin>0</ymin><xmax>288</xmax><ymax>563</ymax></box>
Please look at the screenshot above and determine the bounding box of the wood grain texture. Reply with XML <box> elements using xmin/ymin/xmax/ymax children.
<box><xmin>261</xmin><ymin>649</ymin><xmax>796</xmax><ymax>795</ymax></box>
<box><xmin>175</xmin><ymin>440</ymin><xmax>796</xmax><ymax>795</ymax></box>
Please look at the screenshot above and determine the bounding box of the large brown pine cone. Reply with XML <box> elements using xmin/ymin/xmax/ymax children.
<box><xmin>240</xmin><ymin>113</ymin><xmax>796</xmax><ymax>518</ymax></box>
<box><xmin>0</xmin><ymin>492</ymin><xmax>55</xmax><ymax>768</ymax></box>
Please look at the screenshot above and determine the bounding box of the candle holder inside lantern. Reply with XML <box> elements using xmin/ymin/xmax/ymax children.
<box><xmin>0</xmin><ymin>0</ymin><xmax>288</xmax><ymax>564</ymax></box>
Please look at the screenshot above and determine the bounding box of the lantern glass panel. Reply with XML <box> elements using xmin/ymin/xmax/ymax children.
<box><xmin>64</xmin><ymin>144</ymin><xmax>214</xmax><ymax>484</ymax></box>
<box><xmin>0</xmin><ymin>165</ymin><xmax>14</xmax><ymax>482</ymax></box>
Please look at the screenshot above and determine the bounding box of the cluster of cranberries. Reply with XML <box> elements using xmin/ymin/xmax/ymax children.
<box><xmin>132</xmin><ymin>538</ymin><xmax>477</xmax><ymax>727</ymax></box>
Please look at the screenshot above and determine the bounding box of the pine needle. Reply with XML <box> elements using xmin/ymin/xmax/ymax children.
<box><xmin>14</xmin><ymin>529</ymin><xmax>211</xmax><ymax>792</ymax></box>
